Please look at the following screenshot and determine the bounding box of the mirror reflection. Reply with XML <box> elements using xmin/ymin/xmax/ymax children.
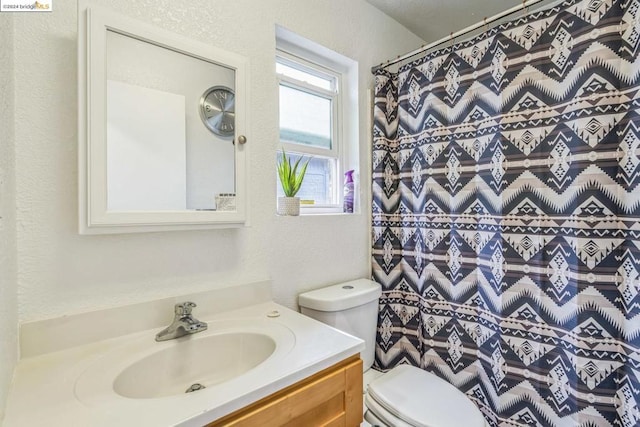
<box><xmin>105</xmin><ymin>30</ymin><xmax>235</xmax><ymax>212</ymax></box>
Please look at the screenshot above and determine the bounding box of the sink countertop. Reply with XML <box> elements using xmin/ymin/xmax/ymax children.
<box><xmin>3</xmin><ymin>302</ymin><xmax>364</xmax><ymax>427</ymax></box>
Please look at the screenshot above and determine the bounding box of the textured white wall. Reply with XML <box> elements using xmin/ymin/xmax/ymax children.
<box><xmin>0</xmin><ymin>13</ymin><xmax>18</xmax><ymax>421</ymax></box>
<box><xmin>12</xmin><ymin>0</ymin><xmax>422</xmax><ymax>323</ymax></box>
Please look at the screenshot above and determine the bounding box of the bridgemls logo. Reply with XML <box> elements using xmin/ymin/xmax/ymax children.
<box><xmin>0</xmin><ymin>0</ymin><xmax>52</xmax><ymax>12</ymax></box>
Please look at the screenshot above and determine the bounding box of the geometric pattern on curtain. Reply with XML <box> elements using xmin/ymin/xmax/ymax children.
<box><xmin>372</xmin><ymin>1</ymin><xmax>640</xmax><ymax>425</ymax></box>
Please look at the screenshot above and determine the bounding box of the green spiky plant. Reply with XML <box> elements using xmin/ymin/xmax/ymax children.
<box><xmin>277</xmin><ymin>149</ymin><xmax>311</xmax><ymax>197</ymax></box>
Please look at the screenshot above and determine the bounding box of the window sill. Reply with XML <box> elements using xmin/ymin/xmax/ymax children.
<box><xmin>275</xmin><ymin>208</ymin><xmax>360</xmax><ymax>217</ymax></box>
<box><xmin>300</xmin><ymin>211</ymin><xmax>360</xmax><ymax>216</ymax></box>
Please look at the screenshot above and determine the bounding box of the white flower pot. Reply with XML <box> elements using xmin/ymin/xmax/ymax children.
<box><xmin>277</xmin><ymin>196</ymin><xmax>300</xmax><ymax>216</ymax></box>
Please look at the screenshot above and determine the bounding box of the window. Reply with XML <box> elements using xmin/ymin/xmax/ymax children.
<box><xmin>275</xmin><ymin>27</ymin><xmax>359</xmax><ymax>214</ymax></box>
<box><xmin>276</xmin><ymin>52</ymin><xmax>341</xmax><ymax>209</ymax></box>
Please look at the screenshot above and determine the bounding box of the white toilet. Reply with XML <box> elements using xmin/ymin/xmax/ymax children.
<box><xmin>298</xmin><ymin>279</ymin><xmax>486</xmax><ymax>427</ymax></box>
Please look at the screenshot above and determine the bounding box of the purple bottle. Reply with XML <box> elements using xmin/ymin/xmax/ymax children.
<box><xmin>343</xmin><ymin>170</ymin><xmax>354</xmax><ymax>213</ymax></box>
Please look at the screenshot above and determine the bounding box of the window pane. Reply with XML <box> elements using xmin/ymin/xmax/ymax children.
<box><xmin>276</xmin><ymin>62</ymin><xmax>333</xmax><ymax>90</ymax></box>
<box><xmin>277</xmin><ymin>154</ymin><xmax>336</xmax><ymax>205</ymax></box>
<box><xmin>279</xmin><ymin>85</ymin><xmax>332</xmax><ymax>150</ymax></box>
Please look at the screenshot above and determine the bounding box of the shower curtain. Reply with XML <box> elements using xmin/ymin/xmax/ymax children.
<box><xmin>371</xmin><ymin>0</ymin><xmax>640</xmax><ymax>426</ymax></box>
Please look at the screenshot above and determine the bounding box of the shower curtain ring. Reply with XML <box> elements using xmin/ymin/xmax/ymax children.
<box><xmin>484</xmin><ymin>17</ymin><xmax>488</xmax><ymax>33</ymax></box>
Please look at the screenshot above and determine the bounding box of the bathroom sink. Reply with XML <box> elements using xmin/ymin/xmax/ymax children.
<box><xmin>114</xmin><ymin>332</ymin><xmax>276</xmax><ymax>399</ymax></box>
<box><xmin>74</xmin><ymin>318</ymin><xmax>296</xmax><ymax>406</ymax></box>
<box><xmin>7</xmin><ymin>302</ymin><xmax>364</xmax><ymax>427</ymax></box>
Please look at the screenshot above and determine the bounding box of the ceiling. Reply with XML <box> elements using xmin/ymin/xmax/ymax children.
<box><xmin>365</xmin><ymin>0</ymin><xmax>524</xmax><ymax>42</ymax></box>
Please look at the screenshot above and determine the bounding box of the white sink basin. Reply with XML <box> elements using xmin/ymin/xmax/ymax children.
<box><xmin>74</xmin><ymin>318</ymin><xmax>296</xmax><ymax>406</ymax></box>
<box><xmin>114</xmin><ymin>332</ymin><xmax>276</xmax><ymax>399</ymax></box>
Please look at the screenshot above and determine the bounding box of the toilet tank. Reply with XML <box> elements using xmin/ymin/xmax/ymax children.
<box><xmin>298</xmin><ymin>279</ymin><xmax>382</xmax><ymax>371</ymax></box>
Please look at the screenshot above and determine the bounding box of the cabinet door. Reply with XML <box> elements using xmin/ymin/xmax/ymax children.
<box><xmin>208</xmin><ymin>356</ymin><xmax>363</xmax><ymax>427</ymax></box>
<box><xmin>79</xmin><ymin>3</ymin><xmax>249</xmax><ymax>234</ymax></box>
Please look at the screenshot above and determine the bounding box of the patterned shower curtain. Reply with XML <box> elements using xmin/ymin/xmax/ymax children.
<box><xmin>372</xmin><ymin>0</ymin><xmax>640</xmax><ymax>426</ymax></box>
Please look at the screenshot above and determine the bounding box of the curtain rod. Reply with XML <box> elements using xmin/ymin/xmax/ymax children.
<box><xmin>371</xmin><ymin>0</ymin><xmax>546</xmax><ymax>74</ymax></box>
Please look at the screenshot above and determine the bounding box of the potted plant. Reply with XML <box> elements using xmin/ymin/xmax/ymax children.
<box><xmin>277</xmin><ymin>149</ymin><xmax>310</xmax><ymax>216</ymax></box>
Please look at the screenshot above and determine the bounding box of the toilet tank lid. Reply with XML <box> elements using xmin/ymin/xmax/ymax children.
<box><xmin>298</xmin><ymin>279</ymin><xmax>382</xmax><ymax>312</ymax></box>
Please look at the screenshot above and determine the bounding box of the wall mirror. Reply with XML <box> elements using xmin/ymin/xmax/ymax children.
<box><xmin>78</xmin><ymin>2</ymin><xmax>248</xmax><ymax>234</ymax></box>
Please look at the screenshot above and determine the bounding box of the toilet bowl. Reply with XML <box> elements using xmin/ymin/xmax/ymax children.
<box><xmin>298</xmin><ymin>279</ymin><xmax>486</xmax><ymax>427</ymax></box>
<box><xmin>364</xmin><ymin>364</ymin><xmax>485</xmax><ymax>427</ymax></box>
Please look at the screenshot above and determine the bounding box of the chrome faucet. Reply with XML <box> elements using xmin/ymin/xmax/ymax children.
<box><xmin>155</xmin><ymin>302</ymin><xmax>208</xmax><ymax>342</ymax></box>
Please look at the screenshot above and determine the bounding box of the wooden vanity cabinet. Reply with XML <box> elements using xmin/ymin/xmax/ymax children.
<box><xmin>206</xmin><ymin>355</ymin><xmax>363</xmax><ymax>427</ymax></box>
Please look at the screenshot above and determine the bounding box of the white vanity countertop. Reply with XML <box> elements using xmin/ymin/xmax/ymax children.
<box><xmin>3</xmin><ymin>302</ymin><xmax>364</xmax><ymax>426</ymax></box>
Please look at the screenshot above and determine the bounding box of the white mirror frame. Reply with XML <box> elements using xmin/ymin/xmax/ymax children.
<box><xmin>78</xmin><ymin>2</ymin><xmax>249</xmax><ymax>234</ymax></box>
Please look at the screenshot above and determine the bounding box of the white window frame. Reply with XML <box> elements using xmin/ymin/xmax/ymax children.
<box><xmin>277</xmin><ymin>52</ymin><xmax>340</xmax><ymax>156</ymax></box>
<box><xmin>276</xmin><ymin>51</ymin><xmax>346</xmax><ymax>213</ymax></box>
<box><xmin>275</xmin><ymin>26</ymin><xmax>360</xmax><ymax>215</ymax></box>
